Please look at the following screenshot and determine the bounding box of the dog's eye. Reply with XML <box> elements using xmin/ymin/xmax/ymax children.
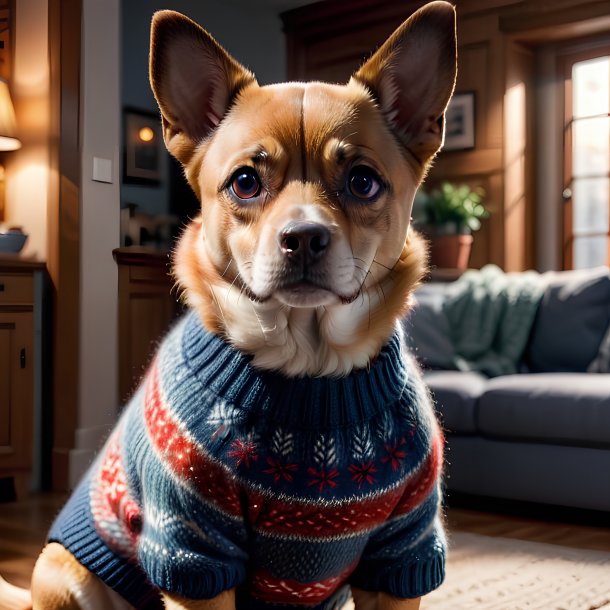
<box><xmin>348</xmin><ymin>166</ymin><xmax>381</xmax><ymax>201</ymax></box>
<box><xmin>230</xmin><ymin>167</ymin><xmax>261</xmax><ymax>200</ymax></box>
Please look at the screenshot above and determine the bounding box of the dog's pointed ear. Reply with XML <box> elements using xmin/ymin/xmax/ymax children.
<box><xmin>149</xmin><ymin>10</ymin><xmax>257</xmax><ymax>164</ymax></box>
<box><xmin>352</xmin><ymin>1</ymin><xmax>457</xmax><ymax>164</ymax></box>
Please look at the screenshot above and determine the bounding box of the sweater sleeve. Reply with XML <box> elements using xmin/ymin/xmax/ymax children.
<box><xmin>349</xmin><ymin>432</ymin><xmax>446</xmax><ymax>598</ymax></box>
<box><xmin>136</xmin><ymin>475</ymin><xmax>249</xmax><ymax>600</ymax></box>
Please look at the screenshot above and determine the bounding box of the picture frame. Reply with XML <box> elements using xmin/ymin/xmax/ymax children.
<box><xmin>123</xmin><ymin>108</ymin><xmax>162</xmax><ymax>184</ymax></box>
<box><xmin>444</xmin><ymin>92</ymin><xmax>476</xmax><ymax>151</ymax></box>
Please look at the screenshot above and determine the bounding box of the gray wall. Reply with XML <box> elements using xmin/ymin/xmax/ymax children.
<box><xmin>121</xmin><ymin>0</ymin><xmax>293</xmax><ymax>218</ymax></box>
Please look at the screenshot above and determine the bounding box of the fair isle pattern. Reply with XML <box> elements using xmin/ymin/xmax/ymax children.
<box><xmin>50</xmin><ymin>312</ymin><xmax>446</xmax><ymax>610</ymax></box>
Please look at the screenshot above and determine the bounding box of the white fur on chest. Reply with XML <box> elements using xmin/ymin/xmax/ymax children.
<box><xmin>210</xmin><ymin>281</ymin><xmax>400</xmax><ymax>377</ymax></box>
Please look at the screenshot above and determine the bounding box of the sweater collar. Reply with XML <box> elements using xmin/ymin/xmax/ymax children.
<box><xmin>181</xmin><ymin>311</ymin><xmax>409</xmax><ymax>429</ymax></box>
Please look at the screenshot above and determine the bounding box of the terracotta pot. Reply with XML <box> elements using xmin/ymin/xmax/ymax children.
<box><xmin>428</xmin><ymin>233</ymin><xmax>473</xmax><ymax>270</ymax></box>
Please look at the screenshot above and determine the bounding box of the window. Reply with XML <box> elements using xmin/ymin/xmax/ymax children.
<box><xmin>563</xmin><ymin>52</ymin><xmax>610</xmax><ymax>269</ymax></box>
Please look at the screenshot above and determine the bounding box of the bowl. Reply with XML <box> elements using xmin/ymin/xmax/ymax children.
<box><xmin>0</xmin><ymin>232</ymin><xmax>28</xmax><ymax>253</ymax></box>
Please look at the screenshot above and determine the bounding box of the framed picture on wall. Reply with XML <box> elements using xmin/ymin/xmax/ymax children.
<box><xmin>123</xmin><ymin>108</ymin><xmax>162</xmax><ymax>184</ymax></box>
<box><xmin>444</xmin><ymin>92</ymin><xmax>475</xmax><ymax>151</ymax></box>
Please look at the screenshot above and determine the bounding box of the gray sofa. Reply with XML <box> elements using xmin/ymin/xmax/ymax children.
<box><xmin>404</xmin><ymin>266</ymin><xmax>610</xmax><ymax>512</ymax></box>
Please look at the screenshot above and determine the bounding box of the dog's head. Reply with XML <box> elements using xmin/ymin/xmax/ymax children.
<box><xmin>150</xmin><ymin>2</ymin><xmax>456</xmax><ymax>376</ymax></box>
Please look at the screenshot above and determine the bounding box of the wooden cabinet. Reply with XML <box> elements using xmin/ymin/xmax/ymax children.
<box><xmin>0</xmin><ymin>259</ymin><xmax>47</xmax><ymax>498</ymax></box>
<box><xmin>114</xmin><ymin>248</ymin><xmax>181</xmax><ymax>403</ymax></box>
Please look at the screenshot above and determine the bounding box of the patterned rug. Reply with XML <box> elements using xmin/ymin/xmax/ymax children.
<box><xmin>424</xmin><ymin>532</ymin><xmax>610</xmax><ymax>610</ymax></box>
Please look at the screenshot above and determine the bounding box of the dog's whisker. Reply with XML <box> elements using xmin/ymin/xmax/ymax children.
<box><xmin>206</xmin><ymin>282</ymin><xmax>229</xmax><ymax>328</ymax></box>
<box><xmin>220</xmin><ymin>257</ymin><xmax>234</xmax><ymax>278</ymax></box>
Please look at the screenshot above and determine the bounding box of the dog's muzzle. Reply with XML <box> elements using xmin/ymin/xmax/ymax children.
<box><xmin>278</xmin><ymin>221</ymin><xmax>330</xmax><ymax>265</ymax></box>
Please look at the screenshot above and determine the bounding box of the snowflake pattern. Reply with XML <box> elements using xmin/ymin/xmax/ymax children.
<box><xmin>381</xmin><ymin>438</ymin><xmax>407</xmax><ymax>472</ymax></box>
<box><xmin>228</xmin><ymin>437</ymin><xmax>258</xmax><ymax>468</ymax></box>
<box><xmin>307</xmin><ymin>467</ymin><xmax>339</xmax><ymax>491</ymax></box>
<box><xmin>348</xmin><ymin>461</ymin><xmax>377</xmax><ymax>488</ymax></box>
<box><xmin>207</xmin><ymin>399</ymin><xmax>244</xmax><ymax>439</ymax></box>
<box><xmin>264</xmin><ymin>457</ymin><xmax>298</xmax><ymax>483</ymax></box>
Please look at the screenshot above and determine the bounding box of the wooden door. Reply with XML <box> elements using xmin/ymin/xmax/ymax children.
<box><xmin>0</xmin><ymin>311</ymin><xmax>34</xmax><ymax>497</ymax></box>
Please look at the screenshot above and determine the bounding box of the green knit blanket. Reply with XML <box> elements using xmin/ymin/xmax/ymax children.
<box><xmin>442</xmin><ymin>265</ymin><xmax>545</xmax><ymax>377</ymax></box>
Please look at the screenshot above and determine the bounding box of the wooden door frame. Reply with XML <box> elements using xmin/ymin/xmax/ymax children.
<box><xmin>48</xmin><ymin>0</ymin><xmax>81</xmax><ymax>490</ymax></box>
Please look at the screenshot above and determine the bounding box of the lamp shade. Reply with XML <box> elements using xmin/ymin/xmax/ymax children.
<box><xmin>0</xmin><ymin>80</ymin><xmax>21</xmax><ymax>151</ymax></box>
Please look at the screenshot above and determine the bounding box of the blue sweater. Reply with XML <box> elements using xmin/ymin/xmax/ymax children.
<box><xmin>50</xmin><ymin>311</ymin><xmax>446</xmax><ymax>610</ymax></box>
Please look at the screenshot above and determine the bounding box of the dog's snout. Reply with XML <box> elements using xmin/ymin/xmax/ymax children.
<box><xmin>279</xmin><ymin>221</ymin><xmax>331</xmax><ymax>261</ymax></box>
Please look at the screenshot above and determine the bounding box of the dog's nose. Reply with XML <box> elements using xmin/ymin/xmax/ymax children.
<box><xmin>279</xmin><ymin>221</ymin><xmax>331</xmax><ymax>262</ymax></box>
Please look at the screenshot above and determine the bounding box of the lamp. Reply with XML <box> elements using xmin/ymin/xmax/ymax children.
<box><xmin>0</xmin><ymin>79</ymin><xmax>20</xmax><ymax>151</ymax></box>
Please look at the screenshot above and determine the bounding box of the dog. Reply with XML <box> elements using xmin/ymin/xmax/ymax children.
<box><xmin>0</xmin><ymin>3</ymin><xmax>456</xmax><ymax>609</ymax></box>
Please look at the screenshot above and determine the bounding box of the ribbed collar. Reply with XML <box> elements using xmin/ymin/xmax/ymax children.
<box><xmin>180</xmin><ymin>311</ymin><xmax>409</xmax><ymax>429</ymax></box>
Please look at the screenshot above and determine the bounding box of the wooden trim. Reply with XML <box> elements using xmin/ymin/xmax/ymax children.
<box><xmin>0</xmin><ymin>256</ymin><xmax>45</xmax><ymax>271</ymax></box>
<box><xmin>48</xmin><ymin>0</ymin><xmax>81</xmax><ymax>491</ymax></box>
<box><xmin>499</xmin><ymin>1</ymin><xmax>610</xmax><ymax>34</ymax></box>
<box><xmin>112</xmin><ymin>246</ymin><xmax>172</xmax><ymax>267</ymax></box>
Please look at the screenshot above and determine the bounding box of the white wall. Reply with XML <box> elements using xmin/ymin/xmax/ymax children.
<box><xmin>72</xmin><ymin>0</ymin><xmax>121</xmax><ymax>485</ymax></box>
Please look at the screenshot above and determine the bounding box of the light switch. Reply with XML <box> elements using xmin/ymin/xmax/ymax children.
<box><xmin>93</xmin><ymin>157</ymin><xmax>113</xmax><ymax>183</ymax></box>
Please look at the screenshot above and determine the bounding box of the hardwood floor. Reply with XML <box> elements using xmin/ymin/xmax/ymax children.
<box><xmin>0</xmin><ymin>493</ymin><xmax>65</xmax><ymax>589</ymax></box>
<box><xmin>0</xmin><ymin>492</ymin><xmax>608</xmax><ymax>591</ymax></box>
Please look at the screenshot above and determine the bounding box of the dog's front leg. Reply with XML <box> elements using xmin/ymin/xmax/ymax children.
<box><xmin>162</xmin><ymin>589</ymin><xmax>235</xmax><ymax>610</ymax></box>
<box><xmin>351</xmin><ymin>589</ymin><xmax>420</xmax><ymax>610</ymax></box>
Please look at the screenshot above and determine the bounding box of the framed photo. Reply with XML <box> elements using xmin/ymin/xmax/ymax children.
<box><xmin>444</xmin><ymin>92</ymin><xmax>475</xmax><ymax>151</ymax></box>
<box><xmin>123</xmin><ymin>108</ymin><xmax>162</xmax><ymax>184</ymax></box>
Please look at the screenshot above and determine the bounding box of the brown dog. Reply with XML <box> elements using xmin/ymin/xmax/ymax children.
<box><xmin>0</xmin><ymin>3</ymin><xmax>456</xmax><ymax>609</ymax></box>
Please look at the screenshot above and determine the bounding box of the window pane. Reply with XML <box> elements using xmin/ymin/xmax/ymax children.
<box><xmin>572</xmin><ymin>116</ymin><xmax>610</xmax><ymax>177</ymax></box>
<box><xmin>573</xmin><ymin>56</ymin><xmax>609</xmax><ymax>118</ymax></box>
<box><xmin>572</xmin><ymin>177</ymin><xmax>610</xmax><ymax>233</ymax></box>
<box><xmin>573</xmin><ymin>235</ymin><xmax>608</xmax><ymax>269</ymax></box>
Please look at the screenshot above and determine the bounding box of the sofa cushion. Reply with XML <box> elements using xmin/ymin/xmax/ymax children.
<box><xmin>424</xmin><ymin>370</ymin><xmax>487</xmax><ymax>434</ymax></box>
<box><xmin>403</xmin><ymin>283</ymin><xmax>456</xmax><ymax>370</ymax></box>
<box><xmin>525</xmin><ymin>267</ymin><xmax>610</xmax><ymax>372</ymax></box>
<box><xmin>477</xmin><ymin>373</ymin><xmax>610</xmax><ymax>447</ymax></box>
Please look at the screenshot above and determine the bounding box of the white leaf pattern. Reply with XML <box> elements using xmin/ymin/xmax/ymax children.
<box><xmin>352</xmin><ymin>425</ymin><xmax>374</xmax><ymax>461</ymax></box>
<box><xmin>313</xmin><ymin>434</ymin><xmax>337</xmax><ymax>468</ymax></box>
<box><xmin>270</xmin><ymin>428</ymin><xmax>294</xmax><ymax>457</ymax></box>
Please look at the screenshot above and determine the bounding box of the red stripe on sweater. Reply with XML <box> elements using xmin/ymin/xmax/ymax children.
<box><xmin>90</xmin><ymin>425</ymin><xmax>142</xmax><ymax>556</ymax></box>
<box><xmin>249</xmin><ymin>436</ymin><xmax>442</xmax><ymax>538</ymax></box>
<box><xmin>250</xmin><ymin>564</ymin><xmax>354</xmax><ymax>604</ymax></box>
<box><xmin>144</xmin><ymin>361</ymin><xmax>243</xmax><ymax>518</ymax></box>
<box><xmin>144</xmin><ymin>360</ymin><xmax>442</xmax><ymax>536</ymax></box>
<box><xmin>249</xmin><ymin>485</ymin><xmax>404</xmax><ymax>538</ymax></box>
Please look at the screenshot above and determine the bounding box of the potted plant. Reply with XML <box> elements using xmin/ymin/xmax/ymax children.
<box><xmin>414</xmin><ymin>181</ymin><xmax>488</xmax><ymax>270</ymax></box>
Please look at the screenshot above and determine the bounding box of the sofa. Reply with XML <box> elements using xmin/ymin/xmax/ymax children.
<box><xmin>403</xmin><ymin>265</ymin><xmax>610</xmax><ymax>512</ymax></box>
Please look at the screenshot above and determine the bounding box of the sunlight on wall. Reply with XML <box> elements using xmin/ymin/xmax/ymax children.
<box><xmin>3</xmin><ymin>0</ymin><xmax>50</xmax><ymax>259</ymax></box>
<box><xmin>5</xmin><ymin>153</ymin><xmax>48</xmax><ymax>256</ymax></box>
<box><xmin>504</xmin><ymin>81</ymin><xmax>526</xmax><ymax>271</ymax></box>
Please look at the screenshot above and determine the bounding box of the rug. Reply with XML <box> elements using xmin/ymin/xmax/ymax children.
<box><xmin>423</xmin><ymin>532</ymin><xmax>610</xmax><ymax>610</ymax></box>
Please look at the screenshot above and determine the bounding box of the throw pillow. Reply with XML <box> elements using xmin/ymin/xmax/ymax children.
<box><xmin>588</xmin><ymin>322</ymin><xmax>610</xmax><ymax>373</ymax></box>
<box><xmin>403</xmin><ymin>283</ymin><xmax>456</xmax><ymax>370</ymax></box>
<box><xmin>525</xmin><ymin>267</ymin><xmax>610</xmax><ymax>372</ymax></box>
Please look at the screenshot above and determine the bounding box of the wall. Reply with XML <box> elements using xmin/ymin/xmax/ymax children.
<box><xmin>70</xmin><ymin>0</ymin><xmax>121</xmax><ymax>486</ymax></box>
<box><xmin>120</xmin><ymin>0</ymin><xmax>291</xmax><ymax>221</ymax></box>
<box><xmin>4</xmin><ymin>0</ymin><xmax>50</xmax><ymax>260</ymax></box>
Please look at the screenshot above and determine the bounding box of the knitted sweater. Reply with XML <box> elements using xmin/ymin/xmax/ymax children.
<box><xmin>49</xmin><ymin>311</ymin><xmax>446</xmax><ymax>610</ymax></box>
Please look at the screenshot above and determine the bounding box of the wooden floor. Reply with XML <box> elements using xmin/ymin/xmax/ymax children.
<box><xmin>0</xmin><ymin>492</ymin><xmax>608</xmax><ymax>591</ymax></box>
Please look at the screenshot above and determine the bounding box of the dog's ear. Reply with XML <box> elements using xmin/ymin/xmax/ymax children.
<box><xmin>149</xmin><ymin>11</ymin><xmax>257</xmax><ymax>164</ymax></box>
<box><xmin>352</xmin><ymin>1</ymin><xmax>457</xmax><ymax>164</ymax></box>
